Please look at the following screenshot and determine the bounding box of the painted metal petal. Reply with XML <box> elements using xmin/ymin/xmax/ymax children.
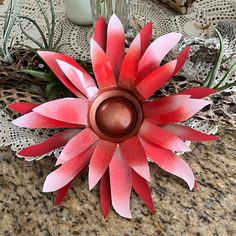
<box><xmin>90</xmin><ymin>39</ymin><xmax>116</xmax><ymax>89</ymax></box>
<box><xmin>106</xmin><ymin>14</ymin><xmax>125</xmax><ymax>79</ymax></box>
<box><xmin>56</xmin><ymin>128</ymin><xmax>99</xmax><ymax>165</ymax></box>
<box><xmin>132</xmin><ymin>170</ymin><xmax>154</xmax><ymax>214</ymax></box>
<box><xmin>56</xmin><ymin>59</ymin><xmax>98</xmax><ymax>99</ymax></box>
<box><xmin>109</xmin><ymin>148</ymin><xmax>132</xmax><ymax>218</ymax></box>
<box><xmin>137</xmin><ymin>32</ymin><xmax>182</xmax><ymax>83</ymax></box>
<box><xmin>12</xmin><ymin>112</ymin><xmax>79</xmax><ymax>129</ymax></box>
<box><xmin>143</xmin><ymin>95</ymin><xmax>190</xmax><ymax>118</ymax></box>
<box><xmin>173</xmin><ymin>46</ymin><xmax>191</xmax><ymax>75</ymax></box>
<box><xmin>161</xmin><ymin>124</ymin><xmax>218</xmax><ymax>141</ymax></box>
<box><xmin>118</xmin><ymin>34</ymin><xmax>141</xmax><ymax>89</ymax></box>
<box><xmin>89</xmin><ymin>140</ymin><xmax>117</xmax><ymax>190</ymax></box>
<box><xmin>139</xmin><ymin>120</ymin><xmax>191</xmax><ymax>152</ymax></box>
<box><xmin>9</xmin><ymin>102</ymin><xmax>38</xmax><ymax>114</ymax></box>
<box><xmin>100</xmin><ymin>170</ymin><xmax>111</xmax><ymax>219</ymax></box>
<box><xmin>178</xmin><ymin>88</ymin><xmax>217</xmax><ymax>99</ymax></box>
<box><xmin>33</xmin><ymin>98</ymin><xmax>88</xmax><ymax>125</ymax></box>
<box><xmin>120</xmin><ymin>136</ymin><xmax>150</xmax><ymax>181</ymax></box>
<box><xmin>94</xmin><ymin>16</ymin><xmax>107</xmax><ymax>51</ymax></box>
<box><xmin>38</xmin><ymin>51</ymin><xmax>85</xmax><ymax>98</ymax></box>
<box><xmin>140</xmin><ymin>138</ymin><xmax>195</xmax><ymax>190</ymax></box>
<box><xmin>43</xmin><ymin>146</ymin><xmax>95</xmax><ymax>192</ymax></box>
<box><xmin>18</xmin><ymin>129</ymin><xmax>81</xmax><ymax>157</ymax></box>
<box><xmin>55</xmin><ymin>180</ymin><xmax>73</xmax><ymax>205</ymax></box>
<box><xmin>151</xmin><ymin>99</ymin><xmax>211</xmax><ymax>124</ymax></box>
<box><xmin>140</xmin><ymin>22</ymin><xmax>152</xmax><ymax>57</ymax></box>
<box><xmin>136</xmin><ymin>60</ymin><xmax>177</xmax><ymax>101</ymax></box>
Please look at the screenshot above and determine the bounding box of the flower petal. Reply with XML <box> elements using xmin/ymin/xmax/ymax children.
<box><xmin>140</xmin><ymin>22</ymin><xmax>152</xmax><ymax>57</ymax></box>
<box><xmin>137</xmin><ymin>32</ymin><xmax>182</xmax><ymax>83</ymax></box>
<box><xmin>118</xmin><ymin>34</ymin><xmax>141</xmax><ymax>89</ymax></box>
<box><xmin>120</xmin><ymin>136</ymin><xmax>150</xmax><ymax>181</ymax></box>
<box><xmin>94</xmin><ymin>16</ymin><xmax>107</xmax><ymax>51</ymax></box>
<box><xmin>106</xmin><ymin>14</ymin><xmax>125</xmax><ymax>79</ymax></box>
<box><xmin>151</xmin><ymin>99</ymin><xmax>211</xmax><ymax>124</ymax></box>
<box><xmin>33</xmin><ymin>98</ymin><xmax>88</xmax><ymax>125</ymax></box>
<box><xmin>178</xmin><ymin>88</ymin><xmax>217</xmax><ymax>99</ymax></box>
<box><xmin>109</xmin><ymin>148</ymin><xmax>132</xmax><ymax>218</ymax></box>
<box><xmin>161</xmin><ymin>124</ymin><xmax>218</xmax><ymax>141</ymax></box>
<box><xmin>55</xmin><ymin>180</ymin><xmax>73</xmax><ymax>205</ymax></box>
<box><xmin>139</xmin><ymin>120</ymin><xmax>191</xmax><ymax>152</ymax></box>
<box><xmin>56</xmin><ymin>59</ymin><xmax>98</xmax><ymax>99</ymax></box>
<box><xmin>43</xmin><ymin>146</ymin><xmax>95</xmax><ymax>192</ymax></box>
<box><xmin>100</xmin><ymin>170</ymin><xmax>111</xmax><ymax>219</ymax></box>
<box><xmin>140</xmin><ymin>138</ymin><xmax>195</xmax><ymax>190</ymax></box>
<box><xmin>56</xmin><ymin>128</ymin><xmax>99</xmax><ymax>165</ymax></box>
<box><xmin>143</xmin><ymin>95</ymin><xmax>190</xmax><ymax>118</ymax></box>
<box><xmin>90</xmin><ymin>39</ymin><xmax>117</xmax><ymax>89</ymax></box>
<box><xmin>38</xmin><ymin>51</ymin><xmax>85</xmax><ymax>98</ymax></box>
<box><xmin>173</xmin><ymin>46</ymin><xmax>191</xmax><ymax>75</ymax></box>
<box><xmin>18</xmin><ymin>129</ymin><xmax>81</xmax><ymax>157</ymax></box>
<box><xmin>9</xmin><ymin>102</ymin><xmax>38</xmax><ymax>114</ymax></box>
<box><xmin>89</xmin><ymin>140</ymin><xmax>117</xmax><ymax>190</ymax></box>
<box><xmin>12</xmin><ymin>112</ymin><xmax>79</xmax><ymax>129</ymax></box>
<box><xmin>132</xmin><ymin>170</ymin><xmax>154</xmax><ymax>214</ymax></box>
<box><xmin>135</xmin><ymin>60</ymin><xmax>177</xmax><ymax>101</ymax></box>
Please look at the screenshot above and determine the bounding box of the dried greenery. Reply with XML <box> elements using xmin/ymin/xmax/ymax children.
<box><xmin>203</xmin><ymin>28</ymin><xmax>236</xmax><ymax>91</ymax></box>
<box><xmin>0</xmin><ymin>0</ymin><xmax>24</xmax><ymax>64</ymax></box>
<box><xmin>19</xmin><ymin>0</ymin><xmax>65</xmax><ymax>51</ymax></box>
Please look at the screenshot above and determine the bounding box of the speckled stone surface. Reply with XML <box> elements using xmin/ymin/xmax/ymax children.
<box><xmin>0</xmin><ymin>128</ymin><xmax>235</xmax><ymax>236</ymax></box>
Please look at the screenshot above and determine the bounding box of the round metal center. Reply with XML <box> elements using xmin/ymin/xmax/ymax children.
<box><xmin>89</xmin><ymin>89</ymin><xmax>143</xmax><ymax>143</ymax></box>
<box><xmin>96</xmin><ymin>97</ymin><xmax>136</xmax><ymax>137</ymax></box>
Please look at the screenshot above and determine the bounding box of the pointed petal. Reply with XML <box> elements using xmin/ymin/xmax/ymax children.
<box><xmin>89</xmin><ymin>140</ymin><xmax>117</xmax><ymax>190</ymax></box>
<box><xmin>33</xmin><ymin>98</ymin><xmax>88</xmax><ymax>125</ymax></box>
<box><xmin>143</xmin><ymin>95</ymin><xmax>190</xmax><ymax>118</ymax></box>
<box><xmin>43</xmin><ymin>146</ymin><xmax>95</xmax><ymax>192</ymax></box>
<box><xmin>136</xmin><ymin>60</ymin><xmax>177</xmax><ymax>100</ymax></box>
<box><xmin>173</xmin><ymin>46</ymin><xmax>190</xmax><ymax>75</ymax></box>
<box><xmin>56</xmin><ymin>128</ymin><xmax>99</xmax><ymax>165</ymax></box>
<box><xmin>100</xmin><ymin>170</ymin><xmax>111</xmax><ymax>219</ymax></box>
<box><xmin>38</xmin><ymin>51</ymin><xmax>85</xmax><ymax>98</ymax></box>
<box><xmin>106</xmin><ymin>14</ymin><xmax>125</xmax><ymax>78</ymax></box>
<box><xmin>109</xmin><ymin>148</ymin><xmax>132</xmax><ymax>218</ymax></box>
<box><xmin>56</xmin><ymin>59</ymin><xmax>98</xmax><ymax>99</ymax></box>
<box><xmin>94</xmin><ymin>16</ymin><xmax>107</xmax><ymax>51</ymax></box>
<box><xmin>137</xmin><ymin>32</ymin><xmax>182</xmax><ymax>83</ymax></box>
<box><xmin>12</xmin><ymin>112</ymin><xmax>79</xmax><ymax>129</ymax></box>
<box><xmin>90</xmin><ymin>39</ymin><xmax>116</xmax><ymax>90</ymax></box>
<box><xmin>140</xmin><ymin>22</ymin><xmax>152</xmax><ymax>57</ymax></box>
<box><xmin>132</xmin><ymin>170</ymin><xmax>154</xmax><ymax>214</ymax></box>
<box><xmin>139</xmin><ymin>120</ymin><xmax>190</xmax><ymax>152</ymax></box>
<box><xmin>178</xmin><ymin>88</ymin><xmax>217</xmax><ymax>99</ymax></box>
<box><xmin>140</xmin><ymin>138</ymin><xmax>195</xmax><ymax>190</ymax></box>
<box><xmin>9</xmin><ymin>102</ymin><xmax>38</xmax><ymax>114</ymax></box>
<box><xmin>120</xmin><ymin>136</ymin><xmax>150</xmax><ymax>181</ymax></box>
<box><xmin>55</xmin><ymin>180</ymin><xmax>73</xmax><ymax>205</ymax></box>
<box><xmin>118</xmin><ymin>34</ymin><xmax>141</xmax><ymax>89</ymax></box>
<box><xmin>18</xmin><ymin>129</ymin><xmax>81</xmax><ymax>157</ymax></box>
<box><xmin>161</xmin><ymin>124</ymin><xmax>218</xmax><ymax>141</ymax></box>
<box><xmin>151</xmin><ymin>99</ymin><xmax>211</xmax><ymax>124</ymax></box>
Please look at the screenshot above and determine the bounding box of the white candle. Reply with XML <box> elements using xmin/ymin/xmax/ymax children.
<box><xmin>63</xmin><ymin>0</ymin><xmax>93</xmax><ymax>25</ymax></box>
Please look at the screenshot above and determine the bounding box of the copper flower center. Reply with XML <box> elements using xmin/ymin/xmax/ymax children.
<box><xmin>89</xmin><ymin>89</ymin><xmax>143</xmax><ymax>143</ymax></box>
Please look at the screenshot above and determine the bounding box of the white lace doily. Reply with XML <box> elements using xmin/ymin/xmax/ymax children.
<box><xmin>0</xmin><ymin>0</ymin><xmax>235</xmax><ymax>160</ymax></box>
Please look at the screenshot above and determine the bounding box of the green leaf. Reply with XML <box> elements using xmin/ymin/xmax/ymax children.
<box><xmin>18</xmin><ymin>69</ymin><xmax>52</xmax><ymax>81</ymax></box>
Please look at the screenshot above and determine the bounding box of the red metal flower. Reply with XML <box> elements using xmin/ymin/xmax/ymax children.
<box><xmin>10</xmin><ymin>15</ymin><xmax>218</xmax><ymax>218</ymax></box>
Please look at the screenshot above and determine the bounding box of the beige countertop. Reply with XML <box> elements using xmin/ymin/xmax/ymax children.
<box><xmin>0</xmin><ymin>128</ymin><xmax>235</xmax><ymax>236</ymax></box>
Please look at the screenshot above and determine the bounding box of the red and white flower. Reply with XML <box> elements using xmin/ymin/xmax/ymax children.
<box><xmin>10</xmin><ymin>15</ymin><xmax>218</xmax><ymax>218</ymax></box>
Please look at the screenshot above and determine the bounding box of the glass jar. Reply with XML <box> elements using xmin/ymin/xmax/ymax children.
<box><xmin>90</xmin><ymin>0</ymin><xmax>130</xmax><ymax>30</ymax></box>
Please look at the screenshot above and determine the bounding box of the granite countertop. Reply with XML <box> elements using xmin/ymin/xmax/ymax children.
<box><xmin>0</xmin><ymin>128</ymin><xmax>235</xmax><ymax>236</ymax></box>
